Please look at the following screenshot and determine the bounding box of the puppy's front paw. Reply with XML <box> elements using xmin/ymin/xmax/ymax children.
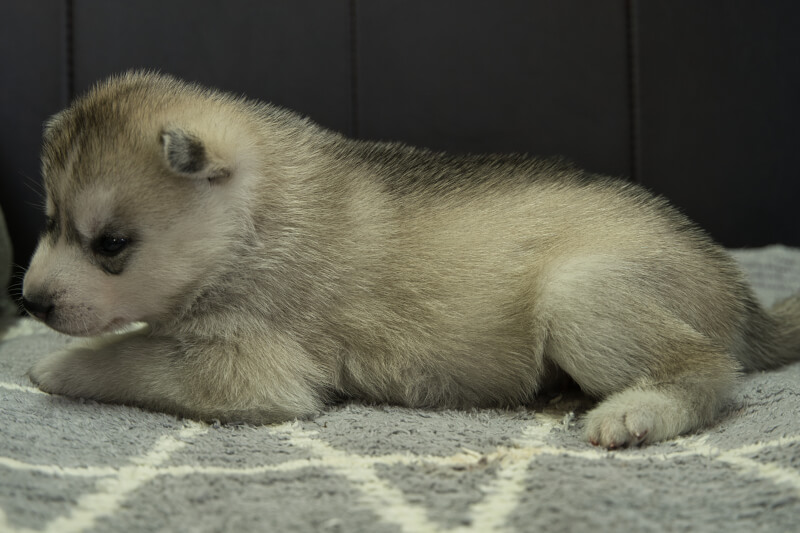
<box><xmin>584</xmin><ymin>389</ymin><xmax>682</xmax><ymax>449</ymax></box>
<box><xmin>28</xmin><ymin>350</ymin><xmax>78</xmax><ymax>395</ymax></box>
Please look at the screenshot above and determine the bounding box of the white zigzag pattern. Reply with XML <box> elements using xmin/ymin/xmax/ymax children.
<box><xmin>1</xmin><ymin>380</ymin><xmax>798</xmax><ymax>533</ymax></box>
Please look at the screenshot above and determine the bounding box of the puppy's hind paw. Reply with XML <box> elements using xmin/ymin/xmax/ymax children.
<box><xmin>585</xmin><ymin>407</ymin><xmax>652</xmax><ymax>449</ymax></box>
<box><xmin>584</xmin><ymin>389</ymin><xmax>685</xmax><ymax>449</ymax></box>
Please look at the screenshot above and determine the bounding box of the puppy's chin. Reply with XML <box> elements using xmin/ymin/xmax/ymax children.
<box><xmin>41</xmin><ymin>315</ymin><xmax>136</xmax><ymax>337</ymax></box>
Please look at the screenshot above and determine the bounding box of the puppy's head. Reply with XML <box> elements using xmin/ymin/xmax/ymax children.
<box><xmin>22</xmin><ymin>72</ymin><xmax>252</xmax><ymax>336</ymax></box>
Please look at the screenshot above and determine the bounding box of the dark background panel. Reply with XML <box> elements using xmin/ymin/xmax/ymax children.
<box><xmin>2</xmin><ymin>1</ymin><xmax>799</xmax><ymax>298</ymax></box>
<box><xmin>0</xmin><ymin>3</ymin><xmax>66</xmax><ymax>285</ymax></box>
<box><xmin>72</xmin><ymin>0</ymin><xmax>353</xmax><ymax>134</ymax></box>
<box><xmin>356</xmin><ymin>0</ymin><xmax>632</xmax><ymax>179</ymax></box>
<box><xmin>637</xmin><ymin>1</ymin><xmax>800</xmax><ymax>247</ymax></box>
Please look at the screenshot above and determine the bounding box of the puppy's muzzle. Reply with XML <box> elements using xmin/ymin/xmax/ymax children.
<box><xmin>22</xmin><ymin>296</ymin><xmax>54</xmax><ymax>322</ymax></box>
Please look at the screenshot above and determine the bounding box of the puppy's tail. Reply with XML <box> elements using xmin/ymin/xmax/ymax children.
<box><xmin>737</xmin><ymin>293</ymin><xmax>800</xmax><ymax>372</ymax></box>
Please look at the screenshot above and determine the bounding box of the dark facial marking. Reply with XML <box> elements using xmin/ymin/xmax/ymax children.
<box><xmin>93</xmin><ymin>235</ymin><xmax>130</xmax><ymax>257</ymax></box>
<box><xmin>41</xmin><ymin>203</ymin><xmax>82</xmax><ymax>248</ymax></box>
<box><xmin>93</xmin><ymin>237</ymin><xmax>135</xmax><ymax>275</ymax></box>
<box><xmin>63</xmin><ymin>215</ymin><xmax>82</xmax><ymax>246</ymax></box>
<box><xmin>89</xmin><ymin>223</ymin><xmax>137</xmax><ymax>276</ymax></box>
<box><xmin>42</xmin><ymin>211</ymin><xmax>60</xmax><ymax>244</ymax></box>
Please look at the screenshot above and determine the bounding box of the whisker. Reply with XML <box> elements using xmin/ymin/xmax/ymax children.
<box><xmin>19</xmin><ymin>171</ymin><xmax>45</xmax><ymax>198</ymax></box>
<box><xmin>25</xmin><ymin>199</ymin><xmax>47</xmax><ymax>212</ymax></box>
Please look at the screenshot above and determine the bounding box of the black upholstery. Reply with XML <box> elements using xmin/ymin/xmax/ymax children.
<box><xmin>2</xmin><ymin>1</ymin><xmax>798</xmax><ymax>287</ymax></box>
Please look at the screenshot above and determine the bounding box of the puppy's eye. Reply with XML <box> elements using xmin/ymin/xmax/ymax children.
<box><xmin>95</xmin><ymin>235</ymin><xmax>130</xmax><ymax>256</ymax></box>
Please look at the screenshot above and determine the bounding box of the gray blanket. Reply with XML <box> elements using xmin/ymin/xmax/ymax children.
<box><xmin>1</xmin><ymin>246</ymin><xmax>799</xmax><ymax>532</ymax></box>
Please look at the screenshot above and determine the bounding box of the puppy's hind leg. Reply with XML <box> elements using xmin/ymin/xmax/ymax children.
<box><xmin>545</xmin><ymin>305</ymin><xmax>740</xmax><ymax>449</ymax></box>
<box><xmin>582</xmin><ymin>347</ymin><xmax>739</xmax><ymax>449</ymax></box>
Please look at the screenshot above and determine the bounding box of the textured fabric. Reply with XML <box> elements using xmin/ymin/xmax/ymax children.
<box><xmin>1</xmin><ymin>246</ymin><xmax>799</xmax><ymax>532</ymax></box>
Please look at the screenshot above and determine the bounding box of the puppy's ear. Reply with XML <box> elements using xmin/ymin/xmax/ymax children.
<box><xmin>160</xmin><ymin>128</ymin><xmax>231</xmax><ymax>182</ymax></box>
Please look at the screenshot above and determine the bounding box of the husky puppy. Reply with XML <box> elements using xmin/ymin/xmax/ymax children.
<box><xmin>22</xmin><ymin>72</ymin><xmax>800</xmax><ymax>448</ymax></box>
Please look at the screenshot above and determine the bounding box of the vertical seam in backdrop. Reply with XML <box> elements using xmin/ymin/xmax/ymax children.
<box><xmin>625</xmin><ymin>0</ymin><xmax>642</xmax><ymax>183</ymax></box>
<box><xmin>349</xmin><ymin>0</ymin><xmax>360</xmax><ymax>138</ymax></box>
<box><xmin>63</xmin><ymin>0</ymin><xmax>75</xmax><ymax>105</ymax></box>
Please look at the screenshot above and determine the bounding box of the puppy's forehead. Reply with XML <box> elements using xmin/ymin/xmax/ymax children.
<box><xmin>72</xmin><ymin>186</ymin><xmax>121</xmax><ymax>234</ymax></box>
<box><xmin>41</xmin><ymin>83</ymin><xmax>170</xmax><ymax>193</ymax></box>
<box><xmin>46</xmin><ymin>179</ymin><xmax>137</xmax><ymax>239</ymax></box>
<box><xmin>43</xmin><ymin>112</ymin><xmax>126</xmax><ymax>192</ymax></box>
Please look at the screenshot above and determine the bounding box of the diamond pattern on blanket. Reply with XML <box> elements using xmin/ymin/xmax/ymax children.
<box><xmin>374</xmin><ymin>461</ymin><xmax>499</xmax><ymax>530</ymax></box>
<box><xmin>0</xmin><ymin>323</ymin><xmax>67</xmax><ymax>381</ymax></box>
<box><xmin>87</xmin><ymin>470</ymin><xmax>398</xmax><ymax>533</ymax></box>
<box><xmin>2</xmin><ymin>388</ymin><xmax>183</xmax><ymax>468</ymax></box>
<box><xmin>165</xmin><ymin>423</ymin><xmax>317</xmax><ymax>468</ymax></box>
<box><xmin>506</xmin><ymin>452</ymin><xmax>800</xmax><ymax>532</ymax></box>
<box><xmin>300</xmin><ymin>405</ymin><xmax>556</xmax><ymax>457</ymax></box>
<box><xmin>1</xmin><ymin>246</ymin><xmax>799</xmax><ymax>532</ymax></box>
<box><xmin>0</xmin><ymin>464</ymin><xmax>99</xmax><ymax>531</ymax></box>
<box><xmin>740</xmin><ymin>440</ymin><xmax>800</xmax><ymax>470</ymax></box>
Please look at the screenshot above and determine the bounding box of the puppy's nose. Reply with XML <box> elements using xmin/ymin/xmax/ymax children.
<box><xmin>22</xmin><ymin>297</ymin><xmax>54</xmax><ymax>321</ymax></box>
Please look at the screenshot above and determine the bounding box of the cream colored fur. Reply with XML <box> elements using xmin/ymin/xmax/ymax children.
<box><xmin>23</xmin><ymin>72</ymin><xmax>800</xmax><ymax>449</ymax></box>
